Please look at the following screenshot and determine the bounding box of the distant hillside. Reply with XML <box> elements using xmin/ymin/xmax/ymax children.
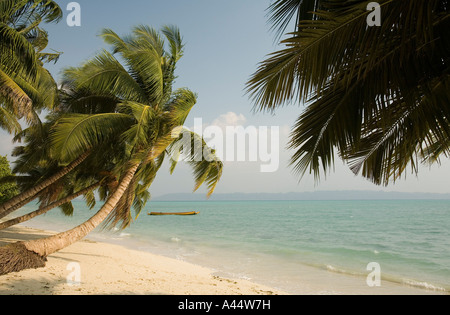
<box><xmin>152</xmin><ymin>190</ymin><xmax>450</xmax><ymax>201</ymax></box>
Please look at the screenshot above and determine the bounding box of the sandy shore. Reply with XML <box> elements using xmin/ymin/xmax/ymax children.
<box><xmin>0</xmin><ymin>226</ymin><xmax>288</xmax><ymax>295</ymax></box>
<box><xmin>1</xmin><ymin>226</ymin><xmax>446</xmax><ymax>295</ymax></box>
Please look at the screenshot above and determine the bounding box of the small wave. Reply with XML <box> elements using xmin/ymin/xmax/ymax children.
<box><xmin>402</xmin><ymin>279</ymin><xmax>448</xmax><ymax>293</ymax></box>
<box><xmin>212</xmin><ymin>271</ymin><xmax>252</xmax><ymax>282</ymax></box>
<box><xmin>326</xmin><ymin>264</ymin><xmax>338</xmax><ymax>272</ymax></box>
<box><xmin>325</xmin><ymin>264</ymin><xmax>358</xmax><ymax>275</ymax></box>
<box><xmin>324</xmin><ymin>264</ymin><xmax>366</xmax><ymax>277</ymax></box>
<box><xmin>175</xmin><ymin>255</ymin><xmax>187</xmax><ymax>261</ymax></box>
<box><xmin>171</xmin><ymin>237</ymin><xmax>181</xmax><ymax>242</ymax></box>
<box><xmin>119</xmin><ymin>232</ymin><xmax>131</xmax><ymax>237</ymax></box>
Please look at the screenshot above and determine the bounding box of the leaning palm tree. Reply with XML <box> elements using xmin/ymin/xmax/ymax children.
<box><xmin>247</xmin><ymin>0</ymin><xmax>450</xmax><ymax>186</ymax></box>
<box><xmin>0</xmin><ymin>25</ymin><xmax>223</xmax><ymax>275</ymax></box>
<box><xmin>0</xmin><ymin>141</ymin><xmax>122</xmax><ymax>230</ymax></box>
<box><xmin>0</xmin><ymin>0</ymin><xmax>63</xmax><ymax>216</ymax></box>
<box><xmin>0</xmin><ymin>181</ymin><xmax>102</xmax><ymax>230</ymax></box>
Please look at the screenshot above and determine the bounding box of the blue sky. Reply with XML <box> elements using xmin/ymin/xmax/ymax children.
<box><xmin>1</xmin><ymin>0</ymin><xmax>449</xmax><ymax>197</ymax></box>
<box><xmin>45</xmin><ymin>0</ymin><xmax>281</xmax><ymax>123</ymax></box>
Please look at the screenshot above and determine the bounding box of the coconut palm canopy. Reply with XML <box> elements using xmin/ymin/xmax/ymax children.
<box><xmin>247</xmin><ymin>0</ymin><xmax>450</xmax><ymax>186</ymax></box>
<box><xmin>55</xmin><ymin>25</ymin><xmax>223</xmax><ymax>198</ymax></box>
<box><xmin>0</xmin><ymin>0</ymin><xmax>62</xmax><ymax>133</ymax></box>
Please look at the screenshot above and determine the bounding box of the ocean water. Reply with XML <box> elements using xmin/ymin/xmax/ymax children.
<box><xmin>11</xmin><ymin>199</ymin><xmax>450</xmax><ymax>294</ymax></box>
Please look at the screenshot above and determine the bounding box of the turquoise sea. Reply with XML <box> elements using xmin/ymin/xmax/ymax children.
<box><xmin>12</xmin><ymin>199</ymin><xmax>450</xmax><ymax>294</ymax></box>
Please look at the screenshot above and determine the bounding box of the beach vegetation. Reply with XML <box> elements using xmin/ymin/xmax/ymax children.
<box><xmin>0</xmin><ymin>155</ymin><xmax>18</xmax><ymax>204</ymax></box>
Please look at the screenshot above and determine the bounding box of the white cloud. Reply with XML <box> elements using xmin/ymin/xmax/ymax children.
<box><xmin>211</xmin><ymin>112</ymin><xmax>247</xmax><ymax>128</ymax></box>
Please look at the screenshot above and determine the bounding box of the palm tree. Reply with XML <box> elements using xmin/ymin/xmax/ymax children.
<box><xmin>0</xmin><ymin>0</ymin><xmax>62</xmax><ymax>132</ymax></box>
<box><xmin>0</xmin><ymin>119</ymin><xmax>141</xmax><ymax>230</ymax></box>
<box><xmin>0</xmin><ymin>138</ymin><xmax>122</xmax><ymax>229</ymax></box>
<box><xmin>0</xmin><ymin>181</ymin><xmax>101</xmax><ymax>230</ymax></box>
<box><xmin>247</xmin><ymin>0</ymin><xmax>450</xmax><ymax>186</ymax></box>
<box><xmin>0</xmin><ymin>0</ymin><xmax>64</xmax><ymax>217</ymax></box>
<box><xmin>0</xmin><ymin>114</ymin><xmax>99</xmax><ymax>221</ymax></box>
<box><xmin>0</xmin><ymin>149</ymin><xmax>91</xmax><ymax>220</ymax></box>
<box><xmin>0</xmin><ymin>25</ymin><xmax>223</xmax><ymax>275</ymax></box>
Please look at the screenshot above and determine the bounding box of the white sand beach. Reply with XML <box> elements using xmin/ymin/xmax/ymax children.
<box><xmin>0</xmin><ymin>226</ymin><xmax>288</xmax><ymax>295</ymax></box>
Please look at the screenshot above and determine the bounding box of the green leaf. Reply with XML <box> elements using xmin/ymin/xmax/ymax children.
<box><xmin>50</xmin><ymin>113</ymin><xmax>132</xmax><ymax>162</ymax></box>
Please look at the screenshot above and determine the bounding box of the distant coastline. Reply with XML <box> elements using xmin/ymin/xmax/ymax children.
<box><xmin>152</xmin><ymin>190</ymin><xmax>450</xmax><ymax>202</ymax></box>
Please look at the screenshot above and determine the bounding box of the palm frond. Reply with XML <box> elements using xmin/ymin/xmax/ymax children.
<box><xmin>346</xmin><ymin>75</ymin><xmax>450</xmax><ymax>185</ymax></box>
<box><xmin>169</xmin><ymin>129</ymin><xmax>223</xmax><ymax>198</ymax></box>
<box><xmin>50</xmin><ymin>113</ymin><xmax>132</xmax><ymax>162</ymax></box>
<box><xmin>268</xmin><ymin>0</ymin><xmax>321</xmax><ymax>40</ymax></box>
<box><xmin>0</xmin><ymin>66</ymin><xmax>32</xmax><ymax>116</ymax></box>
<box><xmin>5</xmin><ymin>0</ymin><xmax>63</xmax><ymax>24</ymax></box>
<box><xmin>161</xmin><ymin>25</ymin><xmax>184</xmax><ymax>63</ymax></box>
<box><xmin>100</xmin><ymin>28</ymin><xmax>130</xmax><ymax>55</ymax></box>
<box><xmin>102</xmin><ymin>173</ymin><xmax>138</xmax><ymax>230</ymax></box>
<box><xmin>163</xmin><ymin>88</ymin><xmax>197</xmax><ymax>126</ymax></box>
<box><xmin>62</xmin><ymin>50</ymin><xmax>148</xmax><ymax>103</ymax></box>
<box><xmin>250</xmin><ymin>0</ymin><xmax>450</xmax><ymax>185</ymax></box>
<box><xmin>0</xmin><ymin>22</ymin><xmax>37</xmax><ymax>76</ymax></box>
<box><xmin>113</xmin><ymin>26</ymin><xmax>165</xmax><ymax>105</ymax></box>
<box><xmin>117</xmin><ymin>101</ymin><xmax>157</xmax><ymax>149</ymax></box>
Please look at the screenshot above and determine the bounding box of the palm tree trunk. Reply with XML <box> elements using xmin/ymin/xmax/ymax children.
<box><xmin>0</xmin><ymin>163</ymin><xmax>139</xmax><ymax>275</ymax></box>
<box><xmin>0</xmin><ymin>151</ymin><xmax>91</xmax><ymax>220</ymax></box>
<box><xmin>25</xmin><ymin>163</ymin><xmax>138</xmax><ymax>256</ymax></box>
<box><xmin>0</xmin><ymin>181</ymin><xmax>101</xmax><ymax>230</ymax></box>
<box><xmin>2</xmin><ymin>193</ymin><xmax>40</xmax><ymax>218</ymax></box>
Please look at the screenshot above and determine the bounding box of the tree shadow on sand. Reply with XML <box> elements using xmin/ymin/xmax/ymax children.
<box><xmin>0</xmin><ymin>227</ymin><xmax>169</xmax><ymax>295</ymax></box>
<box><xmin>0</xmin><ymin>226</ymin><xmax>55</xmax><ymax>246</ymax></box>
<box><xmin>0</xmin><ymin>275</ymin><xmax>167</xmax><ymax>295</ymax></box>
